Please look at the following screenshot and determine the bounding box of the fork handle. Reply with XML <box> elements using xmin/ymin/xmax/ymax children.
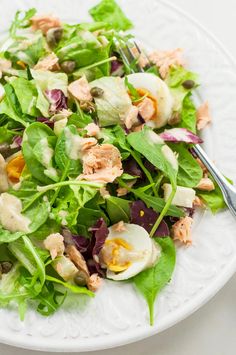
<box><xmin>192</xmin><ymin>144</ymin><xmax>236</xmax><ymax>217</ymax></box>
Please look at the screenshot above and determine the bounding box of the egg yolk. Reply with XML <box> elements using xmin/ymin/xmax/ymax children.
<box><xmin>101</xmin><ymin>238</ymin><xmax>133</xmax><ymax>272</ymax></box>
<box><xmin>6</xmin><ymin>154</ymin><xmax>25</xmax><ymax>183</ymax></box>
<box><xmin>134</xmin><ymin>88</ymin><xmax>158</xmax><ymax>120</ymax></box>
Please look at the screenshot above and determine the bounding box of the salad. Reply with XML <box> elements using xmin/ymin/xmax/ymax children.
<box><xmin>0</xmin><ymin>0</ymin><xmax>226</xmax><ymax>325</ymax></box>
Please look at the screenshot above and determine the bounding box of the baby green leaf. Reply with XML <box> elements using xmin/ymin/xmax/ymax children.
<box><xmin>133</xmin><ymin>237</ymin><xmax>176</xmax><ymax>325</ymax></box>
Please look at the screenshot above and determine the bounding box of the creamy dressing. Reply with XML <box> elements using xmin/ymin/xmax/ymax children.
<box><xmin>54</xmin><ymin>118</ymin><xmax>68</xmax><ymax>136</ymax></box>
<box><xmin>147</xmin><ymin>130</ymin><xmax>164</xmax><ymax>145</ymax></box>
<box><xmin>58</xmin><ymin>210</ymin><xmax>68</xmax><ymax>226</ymax></box>
<box><xmin>161</xmin><ymin>145</ymin><xmax>178</xmax><ymax>170</ymax></box>
<box><xmin>0</xmin><ymin>193</ymin><xmax>31</xmax><ymax>233</ymax></box>
<box><xmin>40</xmin><ymin>138</ymin><xmax>54</xmax><ymax>167</ymax></box>
<box><xmin>65</xmin><ymin>127</ymin><xmax>84</xmax><ymax>160</ymax></box>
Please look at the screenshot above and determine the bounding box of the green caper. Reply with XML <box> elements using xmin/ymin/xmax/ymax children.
<box><xmin>60</xmin><ymin>61</ymin><xmax>76</xmax><ymax>74</ymax></box>
<box><xmin>90</xmin><ymin>87</ymin><xmax>104</xmax><ymax>98</ymax></box>
<box><xmin>74</xmin><ymin>271</ymin><xmax>87</xmax><ymax>286</ymax></box>
<box><xmin>46</xmin><ymin>27</ymin><xmax>63</xmax><ymax>47</ymax></box>
<box><xmin>182</xmin><ymin>79</ymin><xmax>195</xmax><ymax>90</ymax></box>
<box><xmin>1</xmin><ymin>261</ymin><xmax>13</xmax><ymax>274</ymax></box>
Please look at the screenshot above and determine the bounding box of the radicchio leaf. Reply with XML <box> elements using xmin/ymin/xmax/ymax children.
<box><xmin>11</xmin><ymin>135</ymin><xmax>22</xmax><ymax>148</ymax></box>
<box><xmin>160</xmin><ymin>128</ymin><xmax>203</xmax><ymax>144</ymax></box>
<box><xmin>90</xmin><ymin>218</ymin><xmax>109</xmax><ymax>262</ymax></box>
<box><xmin>37</xmin><ymin>117</ymin><xmax>54</xmax><ymax>128</ymax></box>
<box><xmin>123</xmin><ymin>157</ymin><xmax>143</xmax><ymax>178</ymax></box>
<box><xmin>45</xmin><ymin>89</ymin><xmax>67</xmax><ymax>114</ymax></box>
<box><xmin>62</xmin><ymin>218</ymin><xmax>109</xmax><ymax>277</ymax></box>
<box><xmin>131</xmin><ymin>200</ymin><xmax>169</xmax><ymax>237</ymax></box>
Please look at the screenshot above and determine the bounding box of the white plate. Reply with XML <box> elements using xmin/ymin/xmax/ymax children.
<box><xmin>0</xmin><ymin>0</ymin><xmax>236</xmax><ymax>352</ymax></box>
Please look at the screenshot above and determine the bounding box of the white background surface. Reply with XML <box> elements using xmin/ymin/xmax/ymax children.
<box><xmin>1</xmin><ymin>0</ymin><xmax>236</xmax><ymax>354</ymax></box>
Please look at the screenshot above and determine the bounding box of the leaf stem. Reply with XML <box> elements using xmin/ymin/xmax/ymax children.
<box><xmin>130</xmin><ymin>151</ymin><xmax>158</xmax><ymax>197</ymax></box>
<box><xmin>50</xmin><ymin>161</ymin><xmax>70</xmax><ymax>206</ymax></box>
<box><xmin>22</xmin><ymin>180</ymin><xmax>103</xmax><ymax>212</ymax></box>
<box><xmin>149</xmin><ymin>184</ymin><xmax>176</xmax><ymax>237</ymax></box>
<box><xmin>75</xmin><ymin>56</ymin><xmax>117</xmax><ymax>72</ymax></box>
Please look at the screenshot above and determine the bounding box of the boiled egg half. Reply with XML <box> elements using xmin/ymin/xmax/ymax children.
<box><xmin>100</xmin><ymin>223</ymin><xmax>161</xmax><ymax>281</ymax></box>
<box><xmin>126</xmin><ymin>73</ymin><xmax>173</xmax><ymax>128</ymax></box>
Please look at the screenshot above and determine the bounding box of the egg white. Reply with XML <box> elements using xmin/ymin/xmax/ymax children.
<box><xmin>104</xmin><ymin>223</ymin><xmax>161</xmax><ymax>281</ymax></box>
<box><xmin>126</xmin><ymin>73</ymin><xmax>173</xmax><ymax>128</ymax></box>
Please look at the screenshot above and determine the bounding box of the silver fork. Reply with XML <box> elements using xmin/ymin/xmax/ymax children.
<box><xmin>116</xmin><ymin>41</ymin><xmax>236</xmax><ymax>218</ymax></box>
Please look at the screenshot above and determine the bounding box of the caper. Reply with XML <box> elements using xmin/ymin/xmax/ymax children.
<box><xmin>74</xmin><ymin>271</ymin><xmax>87</xmax><ymax>286</ymax></box>
<box><xmin>60</xmin><ymin>61</ymin><xmax>76</xmax><ymax>74</ymax></box>
<box><xmin>168</xmin><ymin>112</ymin><xmax>181</xmax><ymax>126</ymax></box>
<box><xmin>1</xmin><ymin>261</ymin><xmax>13</xmax><ymax>274</ymax></box>
<box><xmin>90</xmin><ymin>87</ymin><xmax>104</xmax><ymax>98</ymax></box>
<box><xmin>182</xmin><ymin>79</ymin><xmax>195</xmax><ymax>90</ymax></box>
<box><xmin>46</xmin><ymin>27</ymin><xmax>63</xmax><ymax>47</ymax></box>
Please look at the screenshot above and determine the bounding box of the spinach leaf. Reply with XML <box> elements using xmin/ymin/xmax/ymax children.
<box><xmin>127</xmin><ymin>126</ymin><xmax>177</xmax><ymax>184</ymax></box>
<box><xmin>106</xmin><ymin>196</ymin><xmax>130</xmax><ymax>223</ymax></box>
<box><xmin>24</xmin><ymin>198</ymin><xmax>51</xmax><ymax>233</ymax></box>
<box><xmin>133</xmin><ymin>237</ymin><xmax>176</xmax><ymax>325</ymax></box>
<box><xmin>169</xmin><ymin>143</ymin><xmax>203</xmax><ymax>187</ymax></box>
<box><xmin>0</xmin><ymin>227</ymin><xmax>24</xmax><ymax>244</ymax></box>
<box><xmin>55</xmin><ymin>125</ymin><xmax>82</xmax><ymax>176</ymax></box>
<box><xmin>89</xmin><ymin>0</ymin><xmax>133</xmax><ymax>31</ymax></box>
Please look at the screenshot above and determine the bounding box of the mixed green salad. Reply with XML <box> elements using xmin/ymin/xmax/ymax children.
<box><xmin>0</xmin><ymin>0</ymin><xmax>226</xmax><ymax>325</ymax></box>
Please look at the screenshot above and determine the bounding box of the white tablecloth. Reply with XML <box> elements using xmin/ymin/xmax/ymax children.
<box><xmin>1</xmin><ymin>0</ymin><xmax>236</xmax><ymax>354</ymax></box>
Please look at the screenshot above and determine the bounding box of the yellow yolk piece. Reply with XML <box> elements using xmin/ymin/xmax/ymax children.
<box><xmin>16</xmin><ymin>60</ymin><xmax>26</xmax><ymax>69</ymax></box>
<box><xmin>6</xmin><ymin>154</ymin><xmax>25</xmax><ymax>183</ymax></box>
<box><xmin>102</xmin><ymin>238</ymin><xmax>133</xmax><ymax>273</ymax></box>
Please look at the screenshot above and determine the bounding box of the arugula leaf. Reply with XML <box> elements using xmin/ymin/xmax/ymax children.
<box><xmin>46</xmin><ymin>275</ymin><xmax>93</xmax><ymax>296</ymax></box>
<box><xmin>106</xmin><ymin>196</ymin><xmax>130</xmax><ymax>223</ymax></box>
<box><xmin>8</xmin><ymin>235</ymin><xmax>48</xmax><ymax>285</ymax></box>
<box><xmin>10</xmin><ymin>8</ymin><xmax>36</xmax><ymax>38</ymax></box>
<box><xmin>169</xmin><ymin>143</ymin><xmax>203</xmax><ymax>187</ymax></box>
<box><xmin>89</xmin><ymin>0</ymin><xmax>133</xmax><ymax>31</ymax></box>
<box><xmin>133</xmin><ymin>237</ymin><xmax>176</xmax><ymax>325</ymax></box>
<box><xmin>35</xmin><ymin>281</ymin><xmax>67</xmax><ymax>316</ymax></box>
<box><xmin>52</xmin><ymin>185</ymin><xmax>97</xmax><ymax>228</ymax></box>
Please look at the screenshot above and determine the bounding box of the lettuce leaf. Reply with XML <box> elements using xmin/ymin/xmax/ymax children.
<box><xmin>89</xmin><ymin>0</ymin><xmax>133</xmax><ymax>31</ymax></box>
<box><xmin>31</xmin><ymin>70</ymin><xmax>68</xmax><ymax>117</ymax></box>
<box><xmin>90</xmin><ymin>76</ymin><xmax>132</xmax><ymax>126</ymax></box>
